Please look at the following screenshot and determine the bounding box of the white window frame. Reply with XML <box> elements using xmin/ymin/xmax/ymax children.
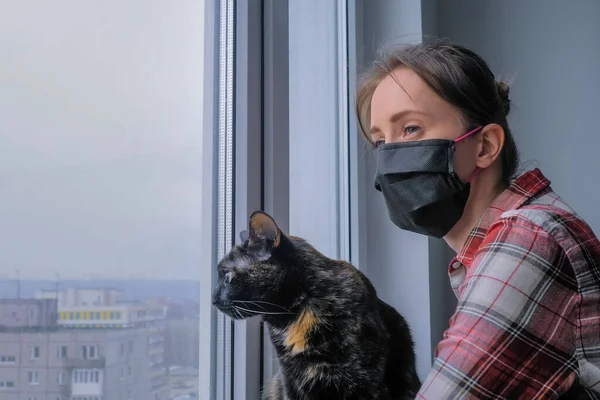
<box><xmin>81</xmin><ymin>345</ymin><xmax>98</xmax><ymax>360</ymax></box>
<box><xmin>231</xmin><ymin>0</ymin><xmax>263</xmax><ymax>398</ymax></box>
<box><xmin>29</xmin><ymin>346</ymin><xmax>40</xmax><ymax>359</ymax></box>
<box><xmin>57</xmin><ymin>345</ymin><xmax>67</xmax><ymax>359</ymax></box>
<box><xmin>0</xmin><ymin>355</ymin><xmax>16</xmax><ymax>364</ymax></box>
<box><xmin>57</xmin><ymin>371</ymin><xmax>65</xmax><ymax>385</ymax></box>
<box><xmin>198</xmin><ymin>0</ymin><xmax>224</xmax><ymax>399</ymax></box>
<box><xmin>27</xmin><ymin>370</ymin><xmax>39</xmax><ymax>385</ymax></box>
<box><xmin>200</xmin><ymin>0</ymin><xmax>265</xmax><ymax>399</ymax></box>
<box><xmin>260</xmin><ymin>0</ymin><xmax>290</xmax><ymax>389</ymax></box>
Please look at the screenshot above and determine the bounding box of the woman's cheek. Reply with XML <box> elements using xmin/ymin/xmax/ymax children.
<box><xmin>453</xmin><ymin>144</ymin><xmax>479</xmax><ymax>181</ymax></box>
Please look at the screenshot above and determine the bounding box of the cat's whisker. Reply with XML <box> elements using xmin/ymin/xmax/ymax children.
<box><xmin>232</xmin><ymin>300</ymin><xmax>292</xmax><ymax>313</ymax></box>
<box><xmin>233</xmin><ymin>308</ymin><xmax>244</xmax><ymax>319</ymax></box>
<box><xmin>236</xmin><ymin>300</ymin><xmax>268</xmax><ymax>312</ymax></box>
<box><xmin>232</xmin><ymin>304</ymin><xmax>293</xmax><ymax>316</ymax></box>
<box><xmin>232</xmin><ymin>306</ymin><xmax>252</xmax><ymax>318</ymax></box>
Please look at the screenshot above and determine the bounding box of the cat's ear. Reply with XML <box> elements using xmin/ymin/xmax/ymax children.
<box><xmin>248</xmin><ymin>211</ymin><xmax>281</xmax><ymax>248</ymax></box>
<box><xmin>239</xmin><ymin>230</ymin><xmax>249</xmax><ymax>243</ymax></box>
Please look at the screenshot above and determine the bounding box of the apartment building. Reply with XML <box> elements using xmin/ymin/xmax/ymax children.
<box><xmin>35</xmin><ymin>288</ymin><xmax>168</xmax><ymax>400</ymax></box>
<box><xmin>0</xmin><ymin>298</ymin><xmax>165</xmax><ymax>400</ymax></box>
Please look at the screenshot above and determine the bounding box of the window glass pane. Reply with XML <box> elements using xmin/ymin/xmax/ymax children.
<box><xmin>0</xmin><ymin>1</ymin><xmax>214</xmax><ymax>399</ymax></box>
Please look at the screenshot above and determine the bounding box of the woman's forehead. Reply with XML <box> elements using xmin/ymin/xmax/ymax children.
<box><xmin>370</xmin><ymin>67</ymin><xmax>459</xmax><ymax>124</ymax></box>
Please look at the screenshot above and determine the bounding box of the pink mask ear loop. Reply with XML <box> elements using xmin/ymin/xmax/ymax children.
<box><xmin>454</xmin><ymin>125</ymin><xmax>484</xmax><ymax>183</ymax></box>
<box><xmin>466</xmin><ymin>168</ymin><xmax>481</xmax><ymax>183</ymax></box>
<box><xmin>454</xmin><ymin>125</ymin><xmax>484</xmax><ymax>143</ymax></box>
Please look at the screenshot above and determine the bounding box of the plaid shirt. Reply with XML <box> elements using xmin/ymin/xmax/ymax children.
<box><xmin>416</xmin><ymin>168</ymin><xmax>600</xmax><ymax>399</ymax></box>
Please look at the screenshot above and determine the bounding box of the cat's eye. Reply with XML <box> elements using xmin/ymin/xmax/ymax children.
<box><xmin>224</xmin><ymin>271</ymin><xmax>233</xmax><ymax>283</ymax></box>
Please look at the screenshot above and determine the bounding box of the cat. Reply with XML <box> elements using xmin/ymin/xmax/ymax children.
<box><xmin>212</xmin><ymin>210</ymin><xmax>421</xmax><ymax>399</ymax></box>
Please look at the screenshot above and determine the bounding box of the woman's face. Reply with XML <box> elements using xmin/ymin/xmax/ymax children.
<box><xmin>369</xmin><ymin>66</ymin><xmax>478</xmax><ymax>181</ymax></box>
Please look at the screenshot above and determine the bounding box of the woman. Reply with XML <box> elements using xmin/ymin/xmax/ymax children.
<box><xmin>356</xmin><ymin>41</ymin><xmax>600</xmax><ymax>399</ymax></box>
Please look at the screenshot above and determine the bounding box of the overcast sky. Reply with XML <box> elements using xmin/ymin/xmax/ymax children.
<box><xmin>0</xmin><ymin>1</ymin><xmax>205</xmax><ymax>280</ymax></box>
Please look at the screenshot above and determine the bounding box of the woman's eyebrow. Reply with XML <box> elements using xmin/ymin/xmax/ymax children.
<box><xmin>370</xmin><ymin>110</ymin><xmax>429</xmax><ymax>135</ymax></box>
<box><xmin>389</xmin><ymin>109</ymin><xmax>429</xmax><ymax>124</ymax></box>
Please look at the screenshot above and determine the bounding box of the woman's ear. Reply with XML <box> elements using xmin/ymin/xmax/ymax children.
<box><xmin>476</xmin><ymin>123</ymin><xmax>505</xmax><ymax>168</ymax></box>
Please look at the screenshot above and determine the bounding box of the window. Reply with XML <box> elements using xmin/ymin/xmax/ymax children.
<box><xmin>3</xmin><ymin>1</ymin><xmax>214</xmax><ymax>400</ymax></box>
<box><xmin>28</xmin><ymin>371</ymin><xmax>39</xmax><ymax>385</ymax></box>
<box><xmin>57</xmin><ymin>345</ymin><xmax>67</xmax><ymax>359</ymax></box>
<box><xmin>0</xmin><ymin>355</ymin><xmax>16</xmax><ymax>363</ymax></box>
<box><xmin>57</xmin><ymin>371</ymin><xmax>65</xmax><ymax>385</ymax></box>
<box><xmin>82</xmin><ymin>345</ymin><xmax>97</xmax><ymax>360</ymax></box>
<box><xmin>71</xmin><ymin>369</ymin><xmax>99</xmax><ymax>384</ymax></box>
<box><xmin>29</xmin><ymin>346</ymin><xmax>40</xmax><ymax>359</ymax></box>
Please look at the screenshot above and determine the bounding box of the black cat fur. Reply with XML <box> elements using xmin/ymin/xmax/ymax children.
<box><xmin>212</xmin><ymin>211</ymin><xmax>421</xmax><ymax>400</ymax></box>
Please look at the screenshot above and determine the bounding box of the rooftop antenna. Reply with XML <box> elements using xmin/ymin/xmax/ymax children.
<box><xmin>15</xmin><ymin>268</ymin><xmax>20</xmax><ymax>299</ymax></box>
<box><xmin>55</xmin><ymin>273</ymin><xmax>60</xmax><ymax>302</ymax></box>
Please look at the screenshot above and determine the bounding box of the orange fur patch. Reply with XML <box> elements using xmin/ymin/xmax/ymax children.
<box><xmin>285</xmin><ymin>309</ymin><xmax>319</xmax><ymax>354</ymax></box>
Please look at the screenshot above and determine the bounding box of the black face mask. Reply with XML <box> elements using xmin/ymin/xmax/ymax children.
<box><xmin>373</xmin><ymin>128</ymin><xmax>482</xmax><ymax>238</ymax></box>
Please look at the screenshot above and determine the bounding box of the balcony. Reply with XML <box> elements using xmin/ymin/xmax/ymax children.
<box><xmin>64</xmin><ymin>357</ymin><xmax>106</xmax><ymax>369</ymax></box>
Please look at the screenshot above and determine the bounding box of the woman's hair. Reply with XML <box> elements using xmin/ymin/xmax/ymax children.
<box><xmin>356</xmin><ymin>40</ymin><xmax>519</xmax><ymax>185</ymax></box>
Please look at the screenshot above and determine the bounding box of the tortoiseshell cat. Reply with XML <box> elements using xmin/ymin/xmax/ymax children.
<box><xmin>212</xmin><ymin>211</ymin><xmax>421</xmax><ymax>399</ymax></box>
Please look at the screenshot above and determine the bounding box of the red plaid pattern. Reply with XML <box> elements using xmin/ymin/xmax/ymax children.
<box><xmin>417</xmin><ymin>169</ymin><xmax>600</xmax><ymax>399</ymax></box>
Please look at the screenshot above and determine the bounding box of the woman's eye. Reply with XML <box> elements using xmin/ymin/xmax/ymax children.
<box><xmin>224</xmin><ymin>271</ymin><xmax>233</xmax><ymax>283</ymax></box>
<box><xmin>404</xmin><ymin>125</ymin><xmax>420</xmax><ymax>135</ymax></box>
<box><xmin>373</xmin><ymin>139</ymin><xmax>385</xmax><ymax>148</ymax></box>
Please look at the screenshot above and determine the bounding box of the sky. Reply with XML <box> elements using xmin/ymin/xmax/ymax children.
<box><xmin>0</xmin><ymin>1</ymin><xmax>206</xmax><ymax>280</ymax></box>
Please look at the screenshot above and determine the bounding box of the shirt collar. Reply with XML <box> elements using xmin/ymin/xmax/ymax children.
<box><xmin>451</xmin><ymin>168</ymin><xmax>551</xmax><ymax>270</ymax></box>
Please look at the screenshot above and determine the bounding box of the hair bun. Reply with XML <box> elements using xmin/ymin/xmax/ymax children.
<box><xmin>496</xmin><ymin>81</ymin><xmax>511</xmax><ymax>116</ymax></box>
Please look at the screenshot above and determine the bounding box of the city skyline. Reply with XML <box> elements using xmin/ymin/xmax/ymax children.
<box><xmin>0</xmin><ymin>278</ymin><xmax>200</xmax><ymax>305</ymax></box>
<box><xmin>0</xmin><ymin>287</ymin><xmax>199</xmax><ymax>399</ymax></box>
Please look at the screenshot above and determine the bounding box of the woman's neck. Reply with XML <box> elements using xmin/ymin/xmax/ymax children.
<box><xmin>444</xmin><ymin>169</ymin><xmax>507</xmax><ymax>254</ymax></box>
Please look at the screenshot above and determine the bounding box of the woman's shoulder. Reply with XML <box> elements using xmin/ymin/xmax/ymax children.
<box><xmin>496</xmin><ymin>189</ymin><xmax>599</xmax><ymax>259</ymax></box>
